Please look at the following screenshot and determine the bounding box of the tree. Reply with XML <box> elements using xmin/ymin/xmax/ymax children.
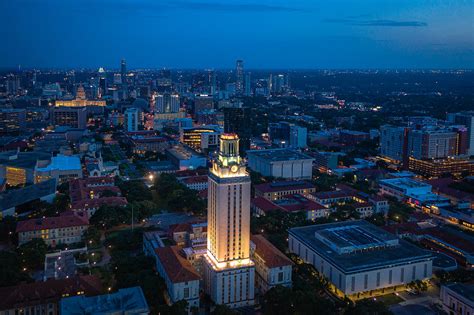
<box><xmin>83</xmin><ymin>226</ymin><xmax>102</xmax><ymax>247</ymax></box>
<box><xmin>0</xmin><ymin>250</ymin><xmax>31</xmax><ymax>286</ymax></box>
<box><xmin>17</xmin><ymin>238</ymin><xmax>47</xmax><ymax>270</ymax></box>
<box><xmin>212</xmin><ymin>304</ymin><xmax>239</xmax><ymax>315</ymax></box>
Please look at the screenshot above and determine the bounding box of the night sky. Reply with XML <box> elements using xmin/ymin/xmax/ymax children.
<box><xmin>1</xmin><ymin>0</ymin><xmax>473</xmax><ymax>69</ymax></box>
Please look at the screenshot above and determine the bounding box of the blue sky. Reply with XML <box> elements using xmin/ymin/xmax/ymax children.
<box><xmin>1</xmin><ymin>0</ymin><xmax>473</xmax><ymax>69</ymax></box>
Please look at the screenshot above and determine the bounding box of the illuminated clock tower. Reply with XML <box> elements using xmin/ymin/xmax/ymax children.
<box><xmin>203</xmin><ymin>133</ymin><xmax>255</xmax><ymax>308</ymax></box>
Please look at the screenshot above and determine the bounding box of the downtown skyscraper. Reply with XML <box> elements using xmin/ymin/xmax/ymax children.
<box><xmin>235</xmin><ymin>60</ymin><xmax>244</xmax><ymax>96</ymax></box>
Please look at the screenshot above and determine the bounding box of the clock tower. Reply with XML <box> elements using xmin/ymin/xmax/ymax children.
<box><xmin>204</xmin><ymin>133</ymin><xmax>255</xmax><ymax>308</ymax></box>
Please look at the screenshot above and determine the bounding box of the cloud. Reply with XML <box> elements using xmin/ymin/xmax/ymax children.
<box><xmin>325</xmin><ymin>18</ymin><xmax>427</xmax><ymax>27</ymax></box>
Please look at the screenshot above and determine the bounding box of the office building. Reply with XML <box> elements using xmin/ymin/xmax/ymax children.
<box><xmin>16</xmin><ymin>211</ymin><xmax>89</xmax><ymax>246</ymax></box>
<box><xmin>61</xmin><ymin>286</ymin><xmax>149</xmax><ymax>315</ymax></box>
<box><xmin>166</xmin><ymin>145</ymin><xmax>206</xmax><ymax>170</ymax></box>
<box><xmin>51</xmin><ymin>107</ymin><xmax>87</xmax><ymax>129</ymax></box>
<box><xmin>0</xmin><ymin>151</ymin><xmax>52</xmax><ymax>186</ymax></box>
<box><xmin>246</xmin><ymin>148</ymin><xmax>314</xmax><ymax>180</ymax></box>
<box><xmin>408</xmin><ymin>156</ymin><xmax>474</xmax><ymax>178</ymax></box>
<box><xmin>35</xmin><ymin>154</ymin><xmax>83</xmax><ymax>184</ymax></box>
<box><xmin>236</xmin><ymin>60</ymin><xmax>244</xmax><ymax>95</ymax></box>
<box><xmin>194</xmin><ymin>95</ymin><xmax>214</xmax><ymax>113</ymax></box>
<box><xmin>203</xmin><ymin>134</ymin><xmax>256</xmax><ymax>308</ymax></box>
<box><xmin>180</xmin><ymin>125</ymin><xmax>222</xmax><ymax>153</ymax></box>
<box><xmin>156</xmin><ymin>93</ymin><xmax>180</xmax><ymax>113</ymax></box>
<box><xmin>124</xmin><ymin>108</ymin><xmax>140</xmax><ymax>132</ymax></box>
<box><xmin>380</xmin><ymin>125</ymin><xmax>410</xmax><ymax>164</ymax></box>
<box><xmin>378</xmin><ymin>178</ymin><xmax>432</xmax><ymax>201</ymax></box>
<box><xmin>440</xmin><ymin>283</ymin><xmax>474</xmax><ymax>315</ymax></box>
<box><xmin>289</xmin><ymin>220</ymin><xmax>433</xmax><ymax>298</ymax></box>
<box><xmin>244</xmin><ymin>72</ymin><xmax>251</xmax><ymax>96</ymax></box>
<box><xmin>408</xmin><ymin>129</ymin><xmax>458</xmax><ymax>160</ymax></box>
<box><xmin>448</xmin><ymin>112</ymin><xmax>474</xmax><ymax>156</ymax></box>
<box><xmin>269</xmin><ymin>122</ymin><xmax>307</xmax><ymax>148</ymax></box>
<box><xmin>0</xmin><ymin>109</ymin><xmax>26</xmax><ymax>135</ymax></box>
<box><xmin>223</xmin><ymin>106</ymin><xmax>252</xmax><ymax>153</ymax></box>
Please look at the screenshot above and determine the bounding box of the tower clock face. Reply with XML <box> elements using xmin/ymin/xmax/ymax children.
<box><xmin>230</xmin><ymin>165</ymin><xmax>239</xmax><ymax>173</ymax></box>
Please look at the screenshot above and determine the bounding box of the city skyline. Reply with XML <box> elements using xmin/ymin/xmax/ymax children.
<box><xmin>1</xmin><ymin>0</ymin><xmax>473</xmax><ymax>69</ymax></box>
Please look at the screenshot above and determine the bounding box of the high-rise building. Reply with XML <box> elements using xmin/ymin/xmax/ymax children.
<box><xmin>194</xmin><ymin>95</ymin><xmax>214</xmax><ymax>113</ymax></box>
<box><xmin>50</xmin><ymin>107</ymin><xmax>87</xmax><ymax>129</ymax></box>
<box><xmin>203</xmin><ymin>134</ymin><xmax>255</xmax><ymax>308</ymax></box>
<box><xmin>235</xmin><ymin>60</ymin><xmax>244</xmax><ymax>95</ymax></box>
<box><xmin>5</xmin><ymin>74</ymin><xmax>20</xmax><ymax>95</ymax></box>
<box><xmin>156</xmin><ymin>93</ymin><xmax>180</xmax><ymax>113</ymax></box>
<box><xmin>290</xmin><ymin>125</ymin><xmax>307</xmax><ymax>148</ymax></box>
<box><xmin>380</xmin><ymin>125</ymin><xmax>411</xmax><ymax>164</ymax></box>
<box><xmin>244</xmin><ymin>72</ymin><xmax>251</xmax><ymax>96</ymax></box>
<box><xmin>0</xmin><ymin>109</ymin><xmax>26</xmax><ymax>135</ymax></box>
<box><xmin>124</xmin><ymin>108</ymin><xmax>140</xmax><ymax>132</ymax></box>
<box><xmin>408</xmin><ymin>129</ymin><xmax>458</xmax><ymax>160</ymax></box>
<box><xmin>447</xmin><ymin>112</ymin><xmax>474</xmax><ymax>156</ymax></box>
<box><xmin>223</xmin><ymin>106</ymin><xmax>251</xmax><ymax>154</ymax></box>
<box><xmin>120</xmin><ymin>59</ymin><xmax>127</xmax><ymax>81</ymax></box>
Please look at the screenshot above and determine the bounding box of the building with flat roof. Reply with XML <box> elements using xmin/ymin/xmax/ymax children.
<box><xmin>0</xmin><ymin>150</ymin><xmax>52</xmax><ymax>186</ymax></box>
<box><xmin>0</xmin><ymin>109</ymin><xmax>26</xmax><ymax>135</ymax></box>
<box><xmin>60</xmin><ymin>286</ymin><xmax>149</xmax><ymax>315</ymax></box>
<box><xmin>180</xmin><ymin>125</ymin><xmax>222</xmax><ymax>153</ymax></box>
<box><xmin>378</xmin><ymin>178</ymin><xmax>432</xmax><ymax>201</ymax></box>
<box><xmin>166</xmin><ymin>145</ymin><xmax>207</xmax><ymax>170</ymax></box>
<box><xmin>440</xmin><ymin>283</ymin><xmax>474</xmax><ymax>315</ymax></box>
<box><xmin>35</xmin><ymin>154</ymin><xmax>82</xmax><ymax>184</ymax></box>
<box><xmin>50</xmin><ymin>106</ymin><xmax>87</xmax><ymax>129</ymax></box>
<box><xmin>0</xmin><ymin>178</ymin><xmax>56</xmax><ymax>218</ymax></box>
<box><xmin>246</xmin><ymin>148</ymin><xmax>314</xmax><ymax>180</ymax></box>
<box><xmin>289</xmin><ymin>220</ymin><xmax>433</xmax><ymax>298</ymax></box>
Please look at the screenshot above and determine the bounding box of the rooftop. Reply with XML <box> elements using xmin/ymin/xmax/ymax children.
<box><xmin>246</xmin><ymin>148</ymin><xmax>314</xmax><ymax>162</ymax></box>
<box><xmin>16</xmin><ymin>211</ymin><xmax>89</xmax><ymax>233</ymax></box>
<box><xmin>0</xmin><ymin>275</ymin><xmax>102</xmax><ymax>311</ymax></box>
<box><xmin>289</xmin><ymin>220</ymin><xmax>432</xmax><ymax>273</ymax></box>
<box><xmin>36</xmin><ymin>154</ymin><xmax>81</xmax><ymax>172</ymax></box>
<box><xmin>0</xmin><ymin>179</ymin><xmax>57</xmax><ymax>210</ymax></box>
<box><xmin>443</xmin><ymin>283</ymin><xmax>474</xmax><ymax>304</ymax></box>
<box><xmin>251</xmin><ymin>234</ymin><xmax>293</xmax><ymax>268</ymax></box>
<box><xmin>60</xmin><ymin>286</ymin><xmax>149</xmax><ymax>315</ymax></box>
<box><xmin>254</xmin><ymin>180</ymin><xmax>315</xmax><ymax>193</ymax></box>
<box><xmin>154</xmin><ymin>246</ymin><xmax>201</xmax><ymax>283</ymax></box>
<box><xmin>379</xmin><ymin>178</ymin><xmax>432</xmax><ymax>190</ymax></box>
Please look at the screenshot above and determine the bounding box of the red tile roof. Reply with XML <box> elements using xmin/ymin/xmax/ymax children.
<box><xmin>275</xmin><ymin>194</ymin><xmax>326</xmax><ymax>213</ymax></box>
<box><xmin>16</xmin><ymin>212</ymin><xmax>89</xmax><ymax>233</ymax></box>
<box><xmin>251</xmin><ymin>234</ymin><xmax>293</xmax><ymax>268</ymax></box>
<box><xmin>254</xmin><ymin>181</ymin><xmax>315</xmax><ymax>194</ymax></box>
<box><xmin>181</xmin><ymin>175</ymin><xmax>208</xmax><ymax>184</ymax></box>
<box><xmin>252</xmin><ymin>197</ymin><xmax>284</xmax><ymax>213</ymax></box>
<box><xmin>0</xmin><ymin>275</ymin><xmax>102</xmax><ymax>310</ymax></box>
<box><xmin>312</xmin><ymin>189</ymin><xmax>355</xmax><ymax>200</ymax></box>
<box><xmin>428</xmin><ymin>178</ymin><xmax>474</xmax><ymax>202</ymax></box>
<box><xmin>154</xmin><ymin>246</ymin><xmax>201</xmax><ymax>283</ymax></box>
<box><xmin>70</xmin><ymin>196</ymin><xmax>128</xmax><ymax>211</ymax></box>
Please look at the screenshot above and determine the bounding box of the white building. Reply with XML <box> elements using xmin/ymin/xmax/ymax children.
<box><xmin>250</xmin><ymin>235</ymin><xmax>293</xmax><ymax>294</ymax></box>
<box><xmin>378</xmin><ymin>178</ymin><xmax>432</xmax><ymax>201</ymax></box>
<box><xmin>124</xmin><ymin>107</ymin><xmax>140</xmax><ymax>132</ymax></box>
<box><xmin>246</xmin><ymin>148</ymin><xmax>314</xmax><ymax>180</ymax></box>
<box><xmin>447</xmin><ymin>112</ymin><xmax>474</xmax><ymax>156</ymax></box>
<box><xmin>289</xmin><ymin>220</ymin><xmax>433</xmax><ymax>298</ymax></box>
<box><xmin>154</xmin><ymin>246</ymin><xmax>201</xmax><ymax>310</ymax></box>
<box><xmin>156</xmin><ymin>93</ymin><xmax>180</xmax><ymax>113</ymax></box>
<box><xmin>290</xmin><ymin>125</ymin><xmax>307</xmax><ymax>148</ymax></box>
<box><xmin>440</xmin><ymin>283</ymin><xmax>474</xmax><ymax>315</ymax></box>
<box><xmin>203</xmin><ymin>134</ymin><xmax>256</xmax><ymax>308</ymax></box>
